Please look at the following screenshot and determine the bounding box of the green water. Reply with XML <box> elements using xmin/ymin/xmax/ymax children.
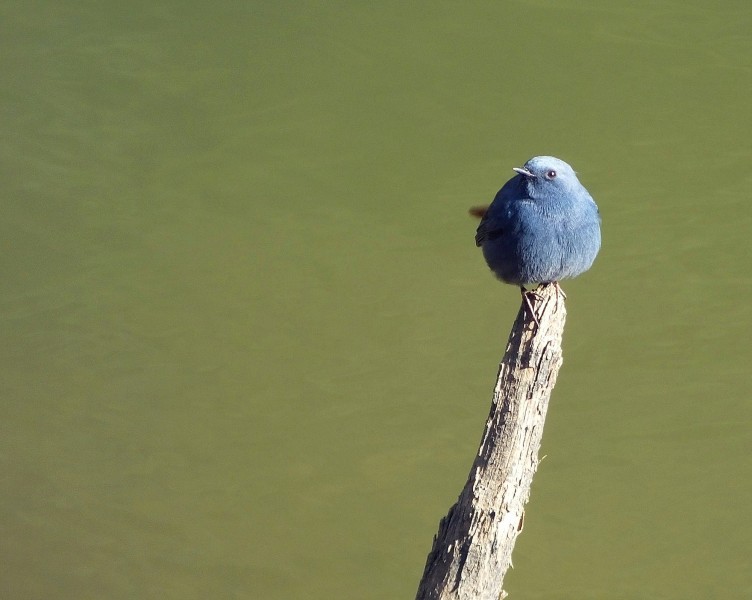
<box><xmin>2</xmin><ymin>2</ymin><xmax>751</xmax><ymax>598</ymax></box>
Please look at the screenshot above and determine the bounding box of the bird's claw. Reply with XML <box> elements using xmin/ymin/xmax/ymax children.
<box><xmin>520</xmin><ymin>286</ymin><xmax>541</xmax><ymax>327</ymax></box>
<box><xmin>521</xmin><ymin>282</ymin><xmax>567</xmax><ymax>327</ymax></box>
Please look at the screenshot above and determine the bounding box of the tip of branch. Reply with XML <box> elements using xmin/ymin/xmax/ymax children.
<box><xmin>512</xmin><ymin>283</ymin><xmax>567</xmax><ymax>352</ymax></box>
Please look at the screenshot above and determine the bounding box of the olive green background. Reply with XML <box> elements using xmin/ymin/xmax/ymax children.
<box><xmin>2</xmin><ymin>1</ymin><xmax>751</xmax><ymax>598</ymax></box>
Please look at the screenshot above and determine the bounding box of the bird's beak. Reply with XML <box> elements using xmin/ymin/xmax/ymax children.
<box><xmin>512</xmin><ymin>167</ymin><xmax>535</xmax><ymax>178</ymax></box>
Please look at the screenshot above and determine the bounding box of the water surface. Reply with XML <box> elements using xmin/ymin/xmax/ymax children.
<box><xmin>2</xmin><ymin>1</ymin><xmax>751</xmax><ymax>598</ymax></box>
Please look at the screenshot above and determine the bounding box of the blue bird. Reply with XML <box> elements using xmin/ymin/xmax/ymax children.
<box><xmin>475</xmin><ymin>156</ymin><xmax>601</xmax><ymax>308</ymax></box>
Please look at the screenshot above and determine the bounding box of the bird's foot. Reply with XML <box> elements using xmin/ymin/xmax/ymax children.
<box><xmin>521</xmin><ymin>283</ymin><xmax>567</xmax><ymax>326</ymax></box>
<box><xmin>520</xmin><ymin>286</ymin><xmax>541</xmax><ymax>327</ymax></box>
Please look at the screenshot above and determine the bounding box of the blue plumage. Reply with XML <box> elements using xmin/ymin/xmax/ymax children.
<box><xmin>475</xmin><ymin>156</ymin><xmax>601</xmax><ymax>288</ymax></box>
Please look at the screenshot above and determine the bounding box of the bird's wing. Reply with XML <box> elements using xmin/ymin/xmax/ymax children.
<box><xmin>475</xmin><ymin>214</ymin><xmax>504</xmax><ymax>247</ymax></box>
<box><xmin>475</xmin><ymin>180</ymin><xmax>522</xmax><ymax>247</ymax></box>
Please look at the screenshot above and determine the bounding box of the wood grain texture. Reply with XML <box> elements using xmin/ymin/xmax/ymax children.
<box><xmin>416</xmin><ymin>283</ymin><xmax>567</xmax><ymax>600</ymax></box>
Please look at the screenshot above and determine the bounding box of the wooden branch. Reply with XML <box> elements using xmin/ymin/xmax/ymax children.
<box><xmin>415</xmin><ymin>283</ymin><xmax>567</xmax><ymax>600</ymax></box>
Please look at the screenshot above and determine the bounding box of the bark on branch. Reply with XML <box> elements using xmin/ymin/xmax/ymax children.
<box><xmin>415</xmin><ymin>283</ymin><xmax>567</xmax><ymax>600</ymax></box>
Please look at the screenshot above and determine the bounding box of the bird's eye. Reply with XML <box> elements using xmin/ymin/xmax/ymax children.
<box><xmin>546</xmin><ymin>170</ymin><xmax>557</xmax><ymax>180</ymax></box>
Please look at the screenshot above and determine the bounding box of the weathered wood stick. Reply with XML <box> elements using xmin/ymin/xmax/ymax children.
<box><xmin>415</xmin><ymin>283</ymin><xmax>567</xmax><ymax>600</ymax></box>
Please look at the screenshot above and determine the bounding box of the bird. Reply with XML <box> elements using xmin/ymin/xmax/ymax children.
<box><xmin>474</xmin><ymin>156</ymin><xmax>601</xmax><ymax>317</ymax></box>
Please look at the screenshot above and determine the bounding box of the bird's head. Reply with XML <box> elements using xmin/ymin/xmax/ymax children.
<box><xmin>513</xmin><ymin>156</ymin><xmax>582</xmax><ymax>197</ymax></box>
